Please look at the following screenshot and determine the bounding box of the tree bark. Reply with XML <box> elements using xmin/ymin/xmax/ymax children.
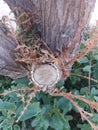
<box><xmin>4</xmin><ymin>0</ymin><xmax>95</xmax><ymax>52</ymax></box>
<box><xmin>0</xmin><ymin>0</ymin><xmax>96</xmax><ymax>80</ymax></box>
<box><xmin>0</xmin><ymin>22</ymin><xmax>28</xmax><ymax>78</ymax></box>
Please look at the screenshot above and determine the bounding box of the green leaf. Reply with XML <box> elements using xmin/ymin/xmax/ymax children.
<box><xmin>0</xmin><ymin>116</ymin><xmax>3</xmax><ymax>122</ymax></box>
<box><xmin>91</xmin><ymin>114</ymin><xmax>98</xmax><ymax>123</ymax></box>
<box><xmin>13</xmin><ymin>125</ymin><xmax>20</xmax><ymax>130</ymax></box>
<box><xmin>0</xmin><ymin>120</ymin><xmax>6</xmax><ymax>129</ymax></box>
<box><xmin>91</xmin><ymin>87</ymin><xmax>98</xmax><ymax>95</ymax></box>
<box><xmin>40</xmin><ymin>119</ymin><xmax>49</xmax><ymax>130</ymax></box>
<box><xmin>40</xmin><ymin>104</ymin><xmax>52</xmax><ymax>115</ymax></box>
<box><xmin>13</xmin><ymin>77</ymin><xmax>29</xmax><ymax>84</ymax></box>
<box><xmin>59</xmin><ymin>97</ymin><xmax>72</xmax><ymax>114</ymax></box>
<box><xmin>80</xmin><ymin>87</ymin><xmax>89</xmax><ymax>95</ymax></box>
<box><xmin>6</xmin><ymin>127</ymin><xmax>13</xmax><ymax>130</ymax></box>
<box><xmin>4</xmin><ymin>102</ymin><xmax>15</xmax><ymax>110</ymax></box>
<box><xmin>0</xmin><ymin>100</ymin><xmax>15</xmax><ymax>110</ymax></box>
<box><xmin>31</xmin><ymin>117</ymin><xmax>41</xmax><ymax>127</ymax></box>
<box><xmin>78</xmin><ymin>57</ymin><xmax>89</xmax><ymax>63</ymax></box>
<box><xmin>13</xmin><ymin>77</ymin><xmax>29</xmax><ymax>88</ymax></box>
<box><xmin>40</xmin><ymin>93</ymin><xmax>52</xmax><ymax>104</ymax></box>
<box><xmin>63</xmin><ymin>120</ymin><xmax>70</xmax><ymax>129</ymax></box>
<box><xmin>70</xmin><ymin>69</ymin><xmax>81</xmax><ymax>85</ymax></box>
<box><xmin>93</xmin><ymin>55</ymin><xmax>98</xmax><ymax>60</ymax></box>
<box><xmin>0</xmin><ymin>82</ymin><xmax>2</xmax><ymax>87</ymax></box>
<box><xmin>92</xmin><ymin>62</ymin><xmax>98</xmax><ymax>80</ymax></box>
<box><xmin>20</xmin><ymin>102</ymin><xmax>41</xmax><ymax>121</ymax></box>
<box><xmin>84</xmin><ymin>33</ymin><xmax>89</xmax><ymax>41</ymax></box>
<box><xmin>94</xmin><ymin>96</ymin><xmax>98</xmax><ymax>101</ymax></box>
<box><xmin>31</xmin><ymin>117</ymin><xmax>49</xmax><ymax>130</ymax></box>
<box><xmin>56</xmin><ymin>80</ymin><xmax>64</xmax><ymax>89</ymax></box>
<box><xmin>0</xmin><ymin>119</ymin><xmax>13</xmax><ymax>130</ymax></box>
<box><xmin>77</xmin><ymin>124</ymin><xmax>92</xmax><ymax>130</ymax></box>
<box><xmin>50</xmin><ymin>114</ymin><xmax>63</xmax><ymax>130</ymax></box>
<box><xmin>83</xmin><ymin>65</ymin><xmax>91</xmax><ymax>72</ymax></box>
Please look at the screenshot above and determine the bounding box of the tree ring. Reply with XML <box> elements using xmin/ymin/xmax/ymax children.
<box><xmin>31</xmin><ymin>63</ymin><xmax>61</xmax><ymax>90</ymax></box>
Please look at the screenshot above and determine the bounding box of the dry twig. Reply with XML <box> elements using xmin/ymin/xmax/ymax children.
<box><xmin>71</xmin><ymin>73</ymin><xmax>98</xmax><ymax>84</ymax></box>
<box><xmin>16</xmin><ymin>86</ymin><xmax>40</xmax><ymax>122</ymax></box>
<box><xmin>49</xmin><ymin>90</ymin><xmax>98</xmax><ymax>130</ymax></box>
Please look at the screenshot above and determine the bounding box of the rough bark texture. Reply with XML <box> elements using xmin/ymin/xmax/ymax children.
<box><xmin>32</xmin><ymin>0</ymin><xmax>95</xmax><ymax>51</ymax></box>
<box><xmin>0</xmin><ymin>0</ymin><xmax>96</xmax><ymax>79</ymax></box>
<box><xmin>4</xmin><ymin>0</ymin><xmax>96</xmax><ymax>51</ymax></box>
<box><xmin>0</xmin><ymin>23</ymin><xmax>28</xmax><ymax>78</ymax></box>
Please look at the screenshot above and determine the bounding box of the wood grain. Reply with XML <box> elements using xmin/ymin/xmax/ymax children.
<box><xmin>0</xmin><ymin>22</ymin><xmax>28</xmax><ymax>78</ymax></box>
<box><xmin>0</xmin><ymin>0</ymin><xmax>96</xmax><ymax>79</ymax></box>
<box><xmin>31</xmin><ymin>64</ymin><xmax>61</xmax><ymax>91</ymax></box>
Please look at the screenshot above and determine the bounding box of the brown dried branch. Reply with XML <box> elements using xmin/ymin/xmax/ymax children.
<box><xmin>65</xmin><ymin>41</ymin><xmax>97</xmax><ymax>67</ymax></box>
<box><xmin>49</xmin><ymin>90</ymin><xmax>98</xmax><ymax>130</ymax></box>
<box><xmin>0</xmin><ymin>87</ymin><xmax>31</xmax><ymax>96</ymax></box>
<box><xmin>73</xmin><ymin>95</ymin><xmax>98</xmax><ymax>112</ymax></box>
<box><xmin>0</xmin><ymin>86</ymin><xmax>40</xmax><ymax>123</ymax></box>
<box><xmin>61</xmin><ymin>23</ymin><xmax>98</xmax><ymax>78</ymax></box>
<box><xmin>1</xmin><ymin>84</ymin><xmax>98</xmax><ymax>129</ymax></box>
<box><xmin>71</xmin><ymin>73</ymin><xmax>98</xmax><ymax>84</ymax></box>
<box><xmin>0</xmin><ymin>88</ymin><xmax>25</xmax><ymax>96</ymax></box>
<box><xmin>16</xmin><ymin>86</ymin><xmax>40</xmax><ymax>123</ymax></box>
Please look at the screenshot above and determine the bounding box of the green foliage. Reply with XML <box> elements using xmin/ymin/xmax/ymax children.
<box><xmin>0</xmin><ymin>46</ymin><xmax>98</xmax><ymax>130</ymax></box>
<box><xmin>77</xmin><ymin>124</ymin><xmax>92</xmax><ymax>130</ymax></box>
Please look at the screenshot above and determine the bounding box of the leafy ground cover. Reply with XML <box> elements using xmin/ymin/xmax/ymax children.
<box><xmin>0</xmin><ymin>45</ymin><xmax>98</xmax><ymax>130</ymax></box>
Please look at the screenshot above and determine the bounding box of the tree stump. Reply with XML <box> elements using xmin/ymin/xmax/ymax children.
<box><xmin>31</xmin><ymin>63</ymin><xmax>61</xmax><ymax>91</ymax></box>
<box><xmin>0</xmin><ymin>0</ymin><xmax>96</xmax><ymax>90</ymax></box>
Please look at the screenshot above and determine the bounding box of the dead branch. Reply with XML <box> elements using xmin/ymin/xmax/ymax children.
<box><xmin>71</xmin><ymin>73</ymin><xmax>98</xmax><ymax>84</ymax></box>
<box><xmin>49</xmin><ymin>90</ymin><xmax>98</xmax><ymax>130</ymax></box>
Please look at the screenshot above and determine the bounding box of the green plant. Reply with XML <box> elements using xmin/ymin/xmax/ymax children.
<box><xmin>0</xmin><ymin>44</ymin><xmax>98</xmax><ymax>130</ymax></box>
<box><xmin>0</xmin><ymin>17</ymin><xmax>98</xmax><ymax>130</ymax></box>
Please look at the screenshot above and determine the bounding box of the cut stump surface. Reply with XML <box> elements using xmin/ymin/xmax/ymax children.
<box><xmin>31</xmin><ymin>63</ymin><xmax>61</xmax><ymax>91</ymax></box>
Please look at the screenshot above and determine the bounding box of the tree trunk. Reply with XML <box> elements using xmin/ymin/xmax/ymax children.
<box><xmin>4</xmin><ymin>0</ymin><xmax>95</xmax><ymax>52</ymax></box>
<box><xmin>0</xmin><ymin>0</ymin><xmax>96</xmax><ymax>89</ymax></box>
<box><xmin>0</xmin><ymin>22</ymin><xmax>28</xmax><ymax>78</ymax></box>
